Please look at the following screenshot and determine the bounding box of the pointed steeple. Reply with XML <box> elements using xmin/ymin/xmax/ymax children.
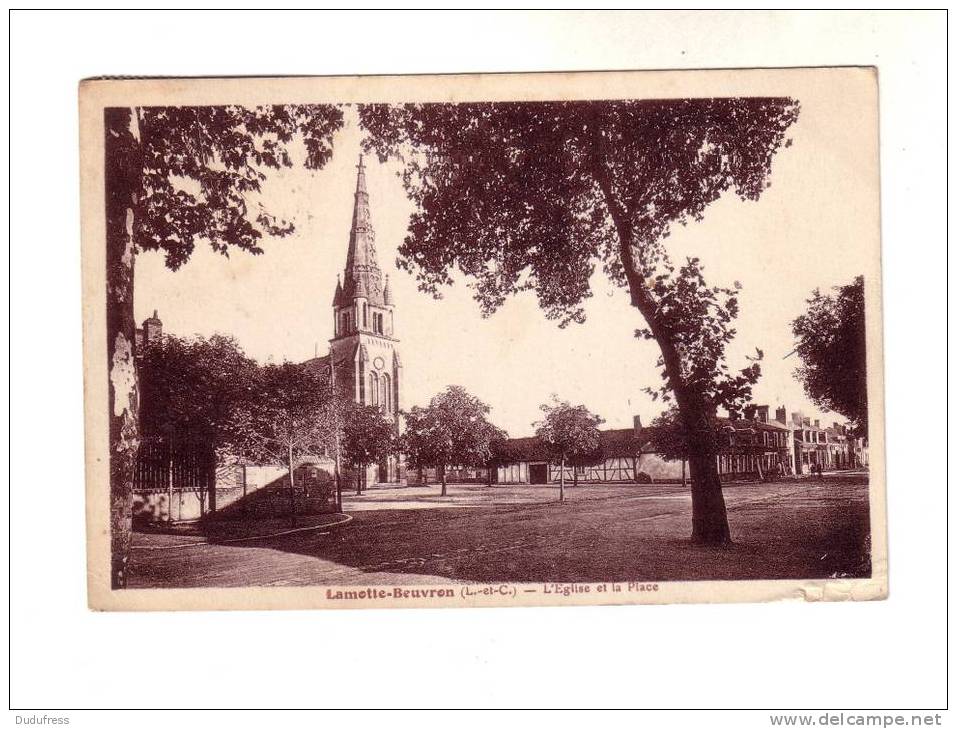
<box><xmin>332</xmin><ymin>274</ymin><xmax>344</xmax><ymax>307</ymax></box>
<box><xmin>383</xmin><ymin>274</ymin><xmax>394</xmax><ymax>307</ymax></box>
<box><xmin>341</xmin><ymin>154</ymin><xmax>383</xmax><ymax>305</ymax></box>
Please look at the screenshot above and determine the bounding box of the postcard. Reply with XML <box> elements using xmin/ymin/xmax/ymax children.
<box><xmin>80</xmin><ymin>68</ymin><xmax>885</xmax><ymax>610</ymax></box>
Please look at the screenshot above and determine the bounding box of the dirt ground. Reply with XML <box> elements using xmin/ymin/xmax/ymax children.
<box><xmin>128</xmin><ymin>475</ymin><xmax>871</xmax><ymax>589</ymax></box>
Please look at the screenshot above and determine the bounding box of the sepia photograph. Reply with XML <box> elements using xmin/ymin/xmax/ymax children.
<box><xmin>81</xmin><ymin>68</ymin><xmax>885</xmax><ymax>610</ymax></box>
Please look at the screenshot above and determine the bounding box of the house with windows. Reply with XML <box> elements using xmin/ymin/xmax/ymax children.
<box><xmin>491</xmin><ymin>407</ymin><xmax>792</xmax><ymax>486</ymax></box>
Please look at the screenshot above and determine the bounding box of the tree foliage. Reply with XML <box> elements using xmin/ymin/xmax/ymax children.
<box><xmin>647</xmin><ymin>405</ymin><xmax>725</xmax><ymax>462</ymax></box>
<box><xmin>339</xmin><ymin>403</ymin><xmax>398</xmax><ymax>494</ymax></box>
<box><xmin>138</xmin><ymin>333</ymin><xmax>258</xmax><ymax>448</ymax></box>
<box><xmin>534</xmin><ymin>397</ymin><xmax>604</xmax><ymax>502</ymax></box>
<box><xmin>118</xmin><ymin>104</ymin><xmax>344</xmax><ymax>268</ymax></box>
<box><xmin>229</xmin><ymin>362</ymin><xmax>334</xmax><ymax>468</ymax></box>
<box><xmin>792</xmin><ymin>275</ymin><xmax>867</xmax><ymax>437</ymax></box>
<box><xmin>534</xmin><ymin>397</ymin><xmax>605</xmax><ymax>464</ymax></box>
<box><xmin>402</xmin><ymin>386</ymin><xmax>507</xmax><ymax>495</ymax></box>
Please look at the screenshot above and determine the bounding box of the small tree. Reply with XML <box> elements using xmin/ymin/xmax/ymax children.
<box><xmin>230</xmin><ymin>362</ymin><xmax>333</xmax><ymax>521</ymax></box>
<box><xmin>535</xmin><ymin>397</ymin><xmax>604</xmax><ymax>503</ymax></box>
<box><xmin>340</xmin><ymin>404</ymin><xmax>397</xmax><ymax>495</ymax></box>
<box><xmin>484</xmin><ymin>430</ymin><xmax>509</xmax><ymax>487</ymax></box>
<box><xmin>792</xmin><ymin>276</ymin><xmax>867</xmax><ymax>437</ymax></box>
<box><xmin>402</xmin><ymin>386</ymin><xmax>506</xmax><ymax>497</ymax></box>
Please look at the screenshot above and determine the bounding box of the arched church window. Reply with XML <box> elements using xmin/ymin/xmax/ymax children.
<box><xmin>382</xmin><ymin>374</ymin><xmax>391</xmax><ymax>413</ymax></box>
<box><xmin>370</xmin><ymin>372</ymin><xmax>379</xmax><ymax>407</ymax></box>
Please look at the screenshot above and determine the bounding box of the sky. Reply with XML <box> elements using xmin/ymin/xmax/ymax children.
<box><xmin>135</xmin><ymin>94</ymin><xmax>876</xmax><ymax>438</ymax></box>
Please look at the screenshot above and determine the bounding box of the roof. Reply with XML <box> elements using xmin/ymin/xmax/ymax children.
<box><xmin>337</xmin><ymin>155</ymin><xmax>385</xmax><ymax>307</ymax></box>
<box><xmin>494</xmin><ymin>417</ymin><xmax>789</xmax><ymax>466</ymax></box>
<box><xmin>495</xmin><ymin>427</ymin><xmax>660</xmax><ymax>464</ymax></box>
<box><xmin>718</xmin><ymin>417</ymin><xmax>790</xmax><ymax>432</ymax></box>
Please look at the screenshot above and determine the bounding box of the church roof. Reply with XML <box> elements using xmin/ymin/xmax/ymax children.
<box><xmin>339</xmin><ymin>155</ymin><xmax>385</xmax><ymax>306</ymax></box>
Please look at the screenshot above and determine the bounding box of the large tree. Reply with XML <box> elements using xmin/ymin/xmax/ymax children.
<box><xmin>534</xmin><ymin>397</ymin><xmax>604</xmax><ymax>503</ymax></box>
<box><xmin>339</xmin><ymin>403</ymin><xmax>398</xmax><ymax>495</ymax></box>
<box><xmin>106</xmin><ymin>104</ymin><xmax>343</xmax><ymax>586</ymax></box>
<box><xmin>792</xmin><ymin>275</ymin><xmax>867</xmax><ymax>437</ymax></box>
<box><xmin>402</xmin><ymin>386</ymin><xmax>507</xmax><ymax>497</ymax></box>
<box><xmin>360</xmin><ymin>98</ymin><xmax>798</xmax><ymax>544</ymax></box>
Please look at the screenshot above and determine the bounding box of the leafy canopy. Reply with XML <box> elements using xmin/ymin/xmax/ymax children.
<box><xmin>340</xmin><ymin>403</ymin><xmax>398</xmax><ymax>468</ymax></box>
<box><xmin>115</xmin><ymin>104</ymin><xmax>344</xmax><ymax>269</ymax></box>
<box><xmin>138</xmin><ymin>333</ymin><xmax>258</xmax><ymax>449</ymax></box>
<box><xmin>402</xmin><ymin>386</ymin><xmax>507</xmax><ymax>469</ymax></box>
<box><xmin>360</xmin><ymin>99</ymin><xmax>798</xmax><ymax>414</ymax></box>
<box><xmin>792</xmin><ymin>275</ymin><xmax>867</xmax><ymax>437</ymax></box>
<box><xmin>229</xmin><ymin>361</ymin><xmax>334</xmax><ymax>466</ymax></box>
<box><xmin>534</xmin><ymin>396</ymin><xmax>604</xmax><ymax>465</ymax></box>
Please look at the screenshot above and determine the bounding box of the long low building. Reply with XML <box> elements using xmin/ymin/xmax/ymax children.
<box><xmin>493</xmin><ymin>409</ymin><xmax>792</xmax><ymax>486</ymax></box>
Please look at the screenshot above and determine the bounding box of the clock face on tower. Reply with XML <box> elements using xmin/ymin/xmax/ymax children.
<box><xmin>373</xmin><ymin>356</ymin><xmax>385</xmax><ymax>371</ymax></box>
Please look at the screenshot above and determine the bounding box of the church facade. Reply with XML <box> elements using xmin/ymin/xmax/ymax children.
<box><xmin>305</xmin><ymin>155</ymin><xmax>404</xmax><ymax>486</ymax></box>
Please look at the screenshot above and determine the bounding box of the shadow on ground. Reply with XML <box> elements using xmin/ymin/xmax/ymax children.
<box><xmin>131</xmin><ymin>478</ymin><xmax>871</xmax><ymax>586</ymax></box>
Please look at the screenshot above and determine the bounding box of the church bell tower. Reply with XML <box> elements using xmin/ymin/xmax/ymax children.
<box><xmin>329</xmin><ymin>155</ymin><xmax>403</xmax><ymax>484</ymax></box>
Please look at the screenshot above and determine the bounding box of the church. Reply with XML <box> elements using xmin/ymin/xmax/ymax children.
<box><xmin>304</xmin><ymin>155</ymin><xmax>404</xmax><ymax>486</ymax></box>
<box><xmin>132</xmin><ymin>156</ymin><xmax>404</xmax><ymax>524</ymax></box>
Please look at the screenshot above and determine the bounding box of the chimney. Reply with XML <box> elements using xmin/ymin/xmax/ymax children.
<box><xmin>142</xmin><ymin>309</ymin><xmax>163</xmax><ymax>344</ymax></box>
<box><xmin>775</xmin><ymin>406</ymin><xmax>787</xmax><ymax>425</ymax></box>
<box><xmin>814</xmin><ymin>419</ymin><xmax>820</xmax><ymax>429</ymax></box>
<box><xmin>756</xmin><ymin>405</ymin><xmax>770</xmax><ymax>423</ymax></box>
<box><xmin>743</xmin><ymin>404</ymin><xmax>757</xmax><ymax>421</ymax></box>
<box><xmin>802</xmin><ymin>417</ymin><xmax>810</xmax><ymax>427</ymax></box>
<box><xmin>633</xmin><ymin>415</ymin><xmax>642</xmax><ymax>433</ymax></box>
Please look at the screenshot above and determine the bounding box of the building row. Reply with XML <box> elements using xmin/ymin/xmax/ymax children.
<box><xmin>484</xmin><ymin>405</ymin><xmax>867</xmax><ymax>487</ymax></box>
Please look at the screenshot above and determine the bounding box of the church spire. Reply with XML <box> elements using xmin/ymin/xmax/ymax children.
<box><xmin>340</xmin><ymin>154</ymin><xmax>384</xmax><ymax>305</ymax></box>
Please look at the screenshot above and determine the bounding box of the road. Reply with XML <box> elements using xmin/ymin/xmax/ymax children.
<box><xmin>128</xmin><ymin>476</ymin><xmax>871</xmax><ymax>589</ymax></box>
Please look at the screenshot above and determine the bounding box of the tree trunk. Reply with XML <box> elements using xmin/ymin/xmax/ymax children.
<box><xmin>334</xmin><ymin>454</ymin><xmax>343</xmax><ymax>513</ymax></box>
<box><xmin>684</xmin><ymin>408</ymin><xmax>732</xmax><ymax>545</ymax></box>
<box><xmin>356</xmin><ymin>463</ymin><xmax>363</xmax><ymax>495</ymax></box>
<box><xmin>287</xmin><ymin>444</ymin><xmax>296</xmax><ymax>524</ymax></box>
<box><xmin>681</xmin><ymin>459</ymin><xmax>687</xmax><ymax>488</ymax></box>
<box><xmin>440</xmin><ymin>465</ymin><xmax>447</xmax><ymax>497</ymax></box>
<box><xmin>573</xmin><ymin>468</ymin><xmax>578</xmax><ymax>490</ymax></box>
<box><xmin>590</xmin><ymin>145</ymin><xmax>732</xmax><ymax>545</ymax></box>
<box><xmin>559</xmin><ymin>456</ymin><xmax>565</xmax><ymax>503</ymax></box>
<box><xmin>105</xmin><ymin>107</ymin><xmax>143</xmax><ymax>589</ymax></box>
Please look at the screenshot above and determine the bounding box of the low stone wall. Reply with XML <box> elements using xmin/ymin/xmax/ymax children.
<box><xmin>134</xmin><ymin>459</ymin><xmax>340</xmax><ymax>523</ymax></box>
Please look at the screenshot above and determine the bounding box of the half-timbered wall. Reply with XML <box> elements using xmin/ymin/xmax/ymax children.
<box><xmin>495</xmin><ymin>449</ymin><xmax>787</xmax><ymax>485</ymax></box>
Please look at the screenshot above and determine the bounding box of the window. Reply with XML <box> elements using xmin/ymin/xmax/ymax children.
<box><xmin>370</xmin><ymin>372</ymin><xmax>379</xmax><ymax>406</ymax></box>
<box><xmin>382</xmin><ymin>374</ymin><xmax>391</xmax><ymax>413</ymax></box>
<box><xmin>363</xmin><ymin>303</ymin><xmax>368</xmax><ymax>328</ymax></box>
